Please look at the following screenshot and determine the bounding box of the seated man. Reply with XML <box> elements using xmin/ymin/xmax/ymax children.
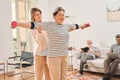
<box><xmin>103</xmin><ymin>34</ymin><xmax>120</xmax><ymax>80</ymax></box>
<box><xmin>77</xmin><ymin>40</ymin><xmax>101</xmax><ymax>75</ymax></box>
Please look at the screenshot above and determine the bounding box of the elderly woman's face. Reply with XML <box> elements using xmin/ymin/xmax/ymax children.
<box><xmin>54</xmin><ymin>11</ymin><xmax>65</xmax><ymax>24</ymax></box>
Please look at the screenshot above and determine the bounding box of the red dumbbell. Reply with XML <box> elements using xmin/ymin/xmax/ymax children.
<box><xmin>11</xmin><ymin>21</ymin><xmax>18</xmax><ymax>29</ymax></box>
<box><xmin>85</xmin><ymin>23</ymin><xmax>90</xmax><ymax>27</ymax></box>
<box><xmin>82</xmin><ymin>23</ymin><xmax>90</xmax><ymax>30</ymax></box>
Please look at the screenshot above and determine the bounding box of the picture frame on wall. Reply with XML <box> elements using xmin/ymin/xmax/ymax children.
<box><xmin>106</xmin><ymin>0</ymin><xmax>120</xmax><ymax>22</ymax></box>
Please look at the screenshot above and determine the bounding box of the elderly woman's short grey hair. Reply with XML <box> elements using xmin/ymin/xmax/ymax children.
<box><xmin>53</xmin><ymin>7</ymin><xmax>65</xmax><ymax>16</ymax></box>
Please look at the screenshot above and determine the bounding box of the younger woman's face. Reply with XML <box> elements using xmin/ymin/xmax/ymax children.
<box><xmin>53</xmin><ymin>11</ymin><xmax>65</xmax><ymax>24</ymax></box>
<box><xmin>34</xmin><ymin>11</ymin><xmax>42</xmax><ymax>22</ymax></box>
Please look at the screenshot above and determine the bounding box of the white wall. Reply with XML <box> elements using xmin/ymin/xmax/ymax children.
<box><xmin>0</xmin><ymin>1</ymin><xmax>13</xmax><ymax>61</ymax></box>
<box><xmin>46</xmin><ymin>0</ymin><xmax>120</xmax><ymax>48</ymax></box>
<box><xmin>38</xmin><ymin>0</ymin><xmax>49</xmax><ymax>21</ymax></box>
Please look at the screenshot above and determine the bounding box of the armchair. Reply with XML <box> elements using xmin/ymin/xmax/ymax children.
<box><xmin>6</xmin><ymin>51</ymin><xmax>34</xmax><ymax>79</ymax></box>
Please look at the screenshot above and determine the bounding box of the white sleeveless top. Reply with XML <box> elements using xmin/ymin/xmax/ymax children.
<box><xmin>30</xmin><ymin>30</ymin><xmax>48</xmax><ymax>56</ymax></box>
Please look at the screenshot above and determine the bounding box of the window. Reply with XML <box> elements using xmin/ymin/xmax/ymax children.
<box><xmin>11</xmin><ymin>0</ymin><xmax>33</xmax><ymax>55</ymax></box>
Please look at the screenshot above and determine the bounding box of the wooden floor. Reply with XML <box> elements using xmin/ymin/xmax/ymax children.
<box><xmin>0</xmin><ymin>66</ymin><xmax>34</xmax><ymax>80</ymax></box>
<box><xmin>0</xmin><ymin>66</ymin><xmax>120</xmax><ymax>80</ymax></box>
<box><xmin>0</xmin><ymin>73</ymin><xmax>35</xmax><ymax>80</ymax></box>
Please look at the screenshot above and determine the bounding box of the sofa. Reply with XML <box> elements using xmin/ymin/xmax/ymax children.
<box><xmin>72</xmin><ymin>48</ymin><xmax>120</xmax><ymax>75</ymax></box>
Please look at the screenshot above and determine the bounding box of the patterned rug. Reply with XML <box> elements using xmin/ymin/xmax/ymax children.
<box><xmin>67</xmin><ymin>71</ymin><xmax>102</xmax><ymax>80</ymax></box>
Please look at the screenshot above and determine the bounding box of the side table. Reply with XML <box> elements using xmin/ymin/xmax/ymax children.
<box><xmin>0</xmin><ymin>61</ymin><xmax>5</xmax><ymax>80</ymax></box>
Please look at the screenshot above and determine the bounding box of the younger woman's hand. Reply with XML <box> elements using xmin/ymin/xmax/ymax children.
<box><xmin>36</xmin><ymin>26</ymin><xmax>42</xmax><ymax>33</ymax></box>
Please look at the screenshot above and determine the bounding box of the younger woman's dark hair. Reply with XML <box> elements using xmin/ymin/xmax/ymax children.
<box><xmin>30</xmin><ymin>7</ymin><xmax>42</xmax><ymax>21</ymax></box>
<box><xmin>53</xmin><ymin>7</ymin><xmax>65</xmax><ymax>16</ymax></box>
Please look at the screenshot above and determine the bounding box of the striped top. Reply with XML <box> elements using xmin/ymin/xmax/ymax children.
<box><xmin>34</xmin><ymin>22</ymin><xmax>77</xmax><ymax>57</ymax></box>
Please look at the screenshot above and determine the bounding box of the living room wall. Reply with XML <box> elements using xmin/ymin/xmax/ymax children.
<box><xmin>37</xmin><ymin>0</ymin><xmax>49</xmax><ymax>21</ymax></box>
<box><xmin>40</xmin><ymin>0</ymin><xmax>120</xmax><ymax>48</ymax></box>
<box><xmin>0</xmin><ymin>0</ymin><xmax>13</xmax><ymax>61</ymax></box>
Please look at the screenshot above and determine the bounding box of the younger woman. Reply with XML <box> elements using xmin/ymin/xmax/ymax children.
<box><xmin>29</xmin><ymin>8</ymin><xmax>51</xmax><ymax>80</ymax></box>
